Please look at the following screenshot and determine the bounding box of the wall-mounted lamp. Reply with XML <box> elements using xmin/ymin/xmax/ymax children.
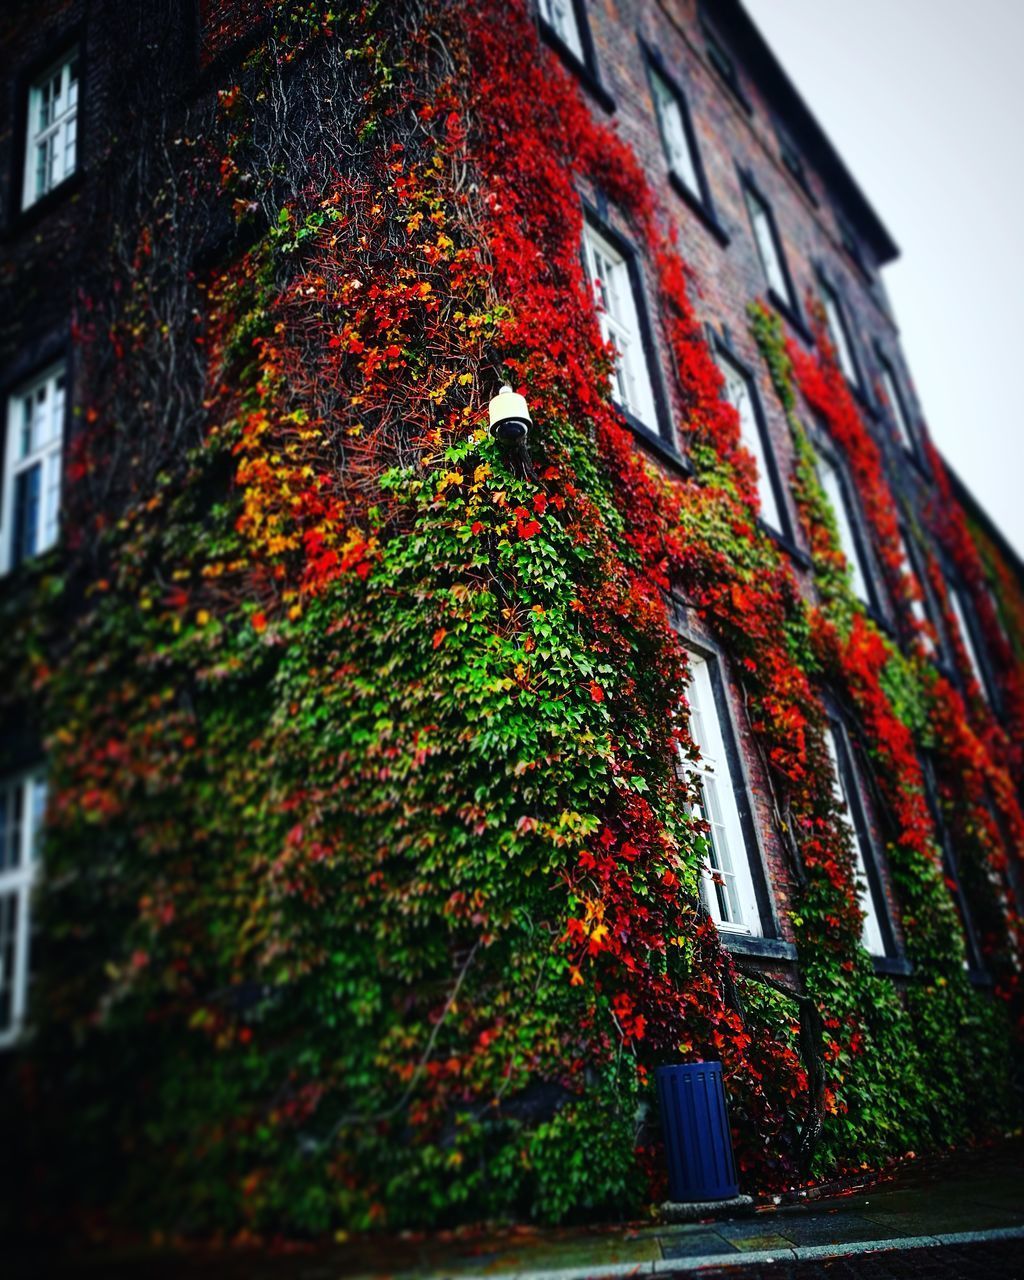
<box><xmin>488</xmin><ymin>384</ymin><xmax>532</xmax><ymax>444</ymax></box>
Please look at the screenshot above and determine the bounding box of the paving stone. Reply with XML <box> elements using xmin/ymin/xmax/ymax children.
<box><xmin>767</xmin><ymin>1212</ymin><xmax>908</xmax><ymax>1247</ymax></box>
<box><xmin>720</xmin><ymin>1231</ymin><xmax>796</xmax><ymax>1253</ymax></box>
<box><xmin>659</xmin><ymin>1228</ymin><xmax>734</xmax><ymax>1260</ymax></box>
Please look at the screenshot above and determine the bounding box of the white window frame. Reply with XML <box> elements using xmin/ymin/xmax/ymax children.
<box><xmin>879</xmin><ymin>357</ymin><xmax>914</xmax><ymax>452</ymax></box>
<box><xmin>0</xmin><ymin>769</ymin><xmax>46</xmax><ymax>1050</ymax></box>
<box><xmin>537</xmin><ymin>0</ymin><xmax>585</xmax><ymax>62</ymax></box>
<box><xmin>1</xmin><ymin>362</ymin><xmax>66</xmax><ymax>576</ymax></box>
<box><xmin>821</xmin><ymin>281</ymin><xmax>860</xmax><ymax>387</ymax></box>
<box><xmin>949</xmin><ymin>585</ymin><xmax>989</xmax><ymax>702</ymax></box>
<box><xmin>22</xmin><ymin>49</ymin><xmax>79</xmax><ymax>211</ymax></box>
<box><xmin>745</xmin><ymin>184</ymin><xmax>792</xmax><ymax>307</ymax></box>
<box><xmin>582</xmin><ymin>221</ymin><xmax>661</xmax><ymax>434</ymax></box>
<box><xmin>823</xmin><ymin>725</ymin><xmax>887</xmax><ymax>957</ymax></box>
<box><xmin>684</xmin><ymin>651</ymin><xmax>762</xmax><ymax>936</ymax></box>
<box><xmin>650</xmin><ymin>67</ymin><xmax>702</xmax><ymax>201</ymax></box>
<box><xmin>813</xmin><ymin>442</ymin><xmax>871</xmax><ymax>605</ymax></box>
<box><xmin>717</xmin><ymin>350</ymin><xmax>783</xmax><ymax>531</ymax></box>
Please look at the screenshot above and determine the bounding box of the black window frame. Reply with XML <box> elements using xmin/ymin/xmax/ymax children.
<box><xmin>897</xmin><ymin>522</ymin><xmax>950</xmax><ymax>668</ymax></box>
<box><xmin>945</xmin><ymin>567</ymin><xmax>998</xmax><ymax>710</ymax></box>
<box><xmin>837</xmin><ymin>214</ymin><xmax>872</xmax><ymax>283</ymax></box>
<box><xmin>580</xmin><ymin>203</ymin><xmax>681</xmax><ymax>468</ymax></box>
<box><xmin>874</xmin><ymin>343</ymin><xmax>921</xmax><ymax>462</ymax></box>
<box><xmin>919</xmin><ymin>752</ymin><xmax>987</xmax><ymax>977</ymax></box>
<box><xmin>535</xmin><ymin>0</ymin><xmax>615</xmax><ymax>114</ymax></box>
<box><xmin>699</xmin><ymin>14</ymin><xmax>753</xmax><ymax>114</ymax></box>
<box><xmin>808</xmin><ymin>422</ymin><xmax>885</xmax><ymax>618</ymax></box>
<box><xmin>776</xmin><ymin>124</ymin><xmax>818</xmax><ymax>207</ymax></box>
<box><xmin>711</xmin><ymin>330</ymin><xmax>800</xmax><ymax>553</ymax></box>
<box><xmin>670</xmin><ymin>619</ymin><xmax>790</xmax><ymax>954</ymax></box>
<box><xmin>826</xmin><ymin>710</ymin><xmax>901</xmax><ymax>966</ymax></box>
<box><xmin>641</xmin><ymin>43</ymin><xmax>728</xmax><ymax>247</ymax></box>
<box><xmin>816</xmin><ymin>266</ymin><xmax>867</xmax><ymax>397</ymax></box>
<box><xmin>740</xmin><ymin>169</ymin><xmax>811</xmax><ymax>343</ymax></box>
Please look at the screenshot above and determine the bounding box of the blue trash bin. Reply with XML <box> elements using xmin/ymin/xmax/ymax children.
<box><xmin>656</xmin><ymin>1061</ymin><xmax>739</xmax><ymax>1202</ymax></box>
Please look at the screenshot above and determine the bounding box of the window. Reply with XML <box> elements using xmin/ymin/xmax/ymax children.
<box><xmin>820</xmin><ymin>279</ymin><xmax>860</xmax><ymax>388</ymax></box>
<box><xmin>537</xmin><ymin>0</ymin><xmax>585</xmax><ymax>63</ymax></box>
<box><xmin>684</xmin><ymin>651</ymin><xmax>762</xmax><ymax>935</ymax></box>
<box><xmin>813</xmin><ymin>443</ymin><xmax>871</xmax><ymax>605</ymax></box>
<box><xmin>716</xmin><ymin>350</ymin><xmax>783</xmax><ymax>531</ymax></box>
<box><xmin>745</xmin><ymin>184</ymin><xmax>794</xmax><ymax>310</ymax></box>
<box><xmin>838</xmin><ymin>217</ymin><xmax>869</xmax><ymax>278</ymax></box>
<box><xmin>778</xmin><ymin>128</ymin><xmax>816</xmax><ymax>204</ymax></box>
<box><xmin>898</xmin><ymin>530</ymin><xmax>936</xmax><ymax>656</ymax></box>
<box><xmin>948</xmin><ymin>584</ymin><xmax>989</xmax><ymax>701</ymax></box>
<box><xmin>702</xmin><ymin>24</ymin><xmax>750</xmax><ymax>111</ymax></box>
<box><xmin>582</xmin><ymin>221</ymin><xmax>660</xmax><ymax>434</ymax></box>
<box><xmin>22</xmin><ymin>49</ymin><xmax>79</xmax><ymax>210</ymax></box>
<box><xmin>649</xmin><ymin>67</ymin><xmax>702</xmax><ymax>202</ymax></box>
<box><xmin>2</xmin><ymin>363</ymin><xmax>66</xmax><ymax>575</ymax></box>
<box><xmin>0</xmin><ymin>769</ymin><xmax>46</xmax><ymax>1048</ymax></box>
<box><xmin>921</xmin><ymin>754</ymin><xmax>984</xmax><ymax>973</ymax></box>
<box><xmin>824</xmin><ymin>724</ymin><xmax>887</xmax><ymax>956</ymax></box>
<box><xmin>878</xmin><ymin>355</ymin><xmax>915</xmax><ymax>453</ymax></box>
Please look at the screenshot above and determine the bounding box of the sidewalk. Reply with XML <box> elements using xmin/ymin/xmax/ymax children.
<box><xmin>16</xmin><ymin>1138</ymin><xmax>1024</xmax><ymax>1278</ymax></box>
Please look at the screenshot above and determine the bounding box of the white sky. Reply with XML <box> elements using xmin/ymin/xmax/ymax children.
<box><xmin>743</xmin><ymin>0</ymin><xmax>1024</xmax><ymax>560</ymax></box>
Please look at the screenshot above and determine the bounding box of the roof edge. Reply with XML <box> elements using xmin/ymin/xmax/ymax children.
<box><xmin>709</xmin><ymin>0</ymin><xmax>900</xmax><ymax>266</ymax></box>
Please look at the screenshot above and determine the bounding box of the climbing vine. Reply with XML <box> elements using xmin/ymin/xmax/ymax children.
<box><xmin>2</xmin><ymin>0</ymin><xmax>1020</xmax><ymax>1240</ymax></box>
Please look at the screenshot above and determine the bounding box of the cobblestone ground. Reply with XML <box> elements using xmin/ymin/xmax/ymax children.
<box><xmin>686</xmin><ymin>1238</ymin><xmax>1024</xmax><ymax>1279</ymax></box>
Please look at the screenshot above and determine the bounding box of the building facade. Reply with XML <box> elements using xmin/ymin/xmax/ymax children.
<box><xmin>0</xmin><ymin>0</ymin><xmax>1022</xmax><ymax>1237</ymax></box>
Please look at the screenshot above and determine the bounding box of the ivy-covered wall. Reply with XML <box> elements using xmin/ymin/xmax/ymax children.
<box><xmin>2</xmin><ymin>0</ymin><xmax>1022</xmax><ymax>1238</ymax></box>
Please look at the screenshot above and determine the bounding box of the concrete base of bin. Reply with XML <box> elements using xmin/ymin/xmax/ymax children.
<box><xmin>659</xmin><ymin>1193</ymin><xmax>754</xmax><ymax>1222</ymax></box>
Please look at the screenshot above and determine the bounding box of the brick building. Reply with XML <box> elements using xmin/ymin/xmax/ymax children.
<box><xmin>0</xmin><ymin>0</ymin><xmax>1021</xmax><ymax>1235</ymax></box>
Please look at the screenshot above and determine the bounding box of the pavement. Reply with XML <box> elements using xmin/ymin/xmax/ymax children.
<box><xmin>12</xmin><ymin>1138</ymin><xmax>1024</xmax><ymax>1278</ymax></box>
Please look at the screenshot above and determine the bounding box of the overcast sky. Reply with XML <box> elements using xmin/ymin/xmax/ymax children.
<box><xmin>743</xmin><ymin>0</ymin><xmax>1024</xmax><ymax>560</ymax></box>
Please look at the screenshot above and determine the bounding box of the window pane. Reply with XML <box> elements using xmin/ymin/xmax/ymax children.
<box><xmin>898</xmin><ymin>532</ymin><xmax>936</xmax><ymax>656</ymax></box>
<box><xmin>23</xmin><ymin>50</ymin><xmax>78</xmax><ymax>208</ymax></box>
<box><xmin>718</xmin><ymin>355</ymin><xmax>781</xmax><ymax>529</ymax></box>
<box><xmin>5</xmin><ymin>365</ymin><xmax>65</xmax><ymax>571</ymax></box>
<box><xmin>949</xmin><ymin>587</ymin><xmax>988</xmax><ymax>700</ymax></box>
<box><xmin>652</xmin><ymin>71</ymin><xmax>701</xmax><ymax>197</ymax></box>
<box><xmin>822</xmin><ymin>286</ymin><xmax>858</xmax><ymax>385</ymax></box>
<box><xmin>881</xmin><ymin>362</ymin><xmax>913</xmax><ymax>451</ymax></box>
<box><xmin>538</xmin><ymin>0</ymin><xmax>584</xmax><ymax>61</ymax></box>
<box><xmin>582</xmin><ymin>224</ymin><xmax>660</xmax><ymax>432</ymax></box>
<box><xmin>686</xmin><ymin>654</ymin><xmax>761</xmax><ymax>934</ymax></box>
<box><xmin>12</xmin><ymin>464</ymin><xmax>42</xmax><ymax>568</ymax></box>
<box><xmin>824</xmin><ymin>727</ymin><xmax>886</xmax><ymax>955</ymax></box>
<box><xmin>746</xmin><ymin>189</ymin><xmax>790</xmax><ymax>304</ymax></box>
<box><xmin>815</xmin><ymin>447</ymin><xmax>869</xmax><ymax>603</ymax></box>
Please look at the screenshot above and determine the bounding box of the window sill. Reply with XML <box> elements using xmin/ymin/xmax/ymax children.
<box><xmin>767</xmin><ymin>288</ymin><xmax>814</xmax><ymax>348</ymax></box>
<box><xmin>667</xmin><ymin>172</ymin><xmax>729</xmax><ymax>246</ymax></box>
<box><xmin>759</xmin><ymin>520</ymin><xmax>812</xmax><ymax>571</ymax></box>
<box><xmin>3</xmin><ymin>168</ymin><xmax>84</xmax><ymax>241</ymax></box>
<box><xmin>872</xmin><ymin>955</ymin><xmax>913</xmax><ymax>978</ymax></box>
<box><xmin>0</xmin><ymin>544</ymin><xmax>61</xmax><ymax>595</ymax></box>
<box><xmin>721</xmin><ymin>932</ymin><xmax>798</xmax><ymax>963</ymax></box>
<box><xmin>618</xmin><ymin>412</ymin><xmax>692</xmax><ymax>480</ymax></box>
<box><xmin>538</xmin><ymin>23</ymin><xmax>616</xmax><ymax>114</ymax></box>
